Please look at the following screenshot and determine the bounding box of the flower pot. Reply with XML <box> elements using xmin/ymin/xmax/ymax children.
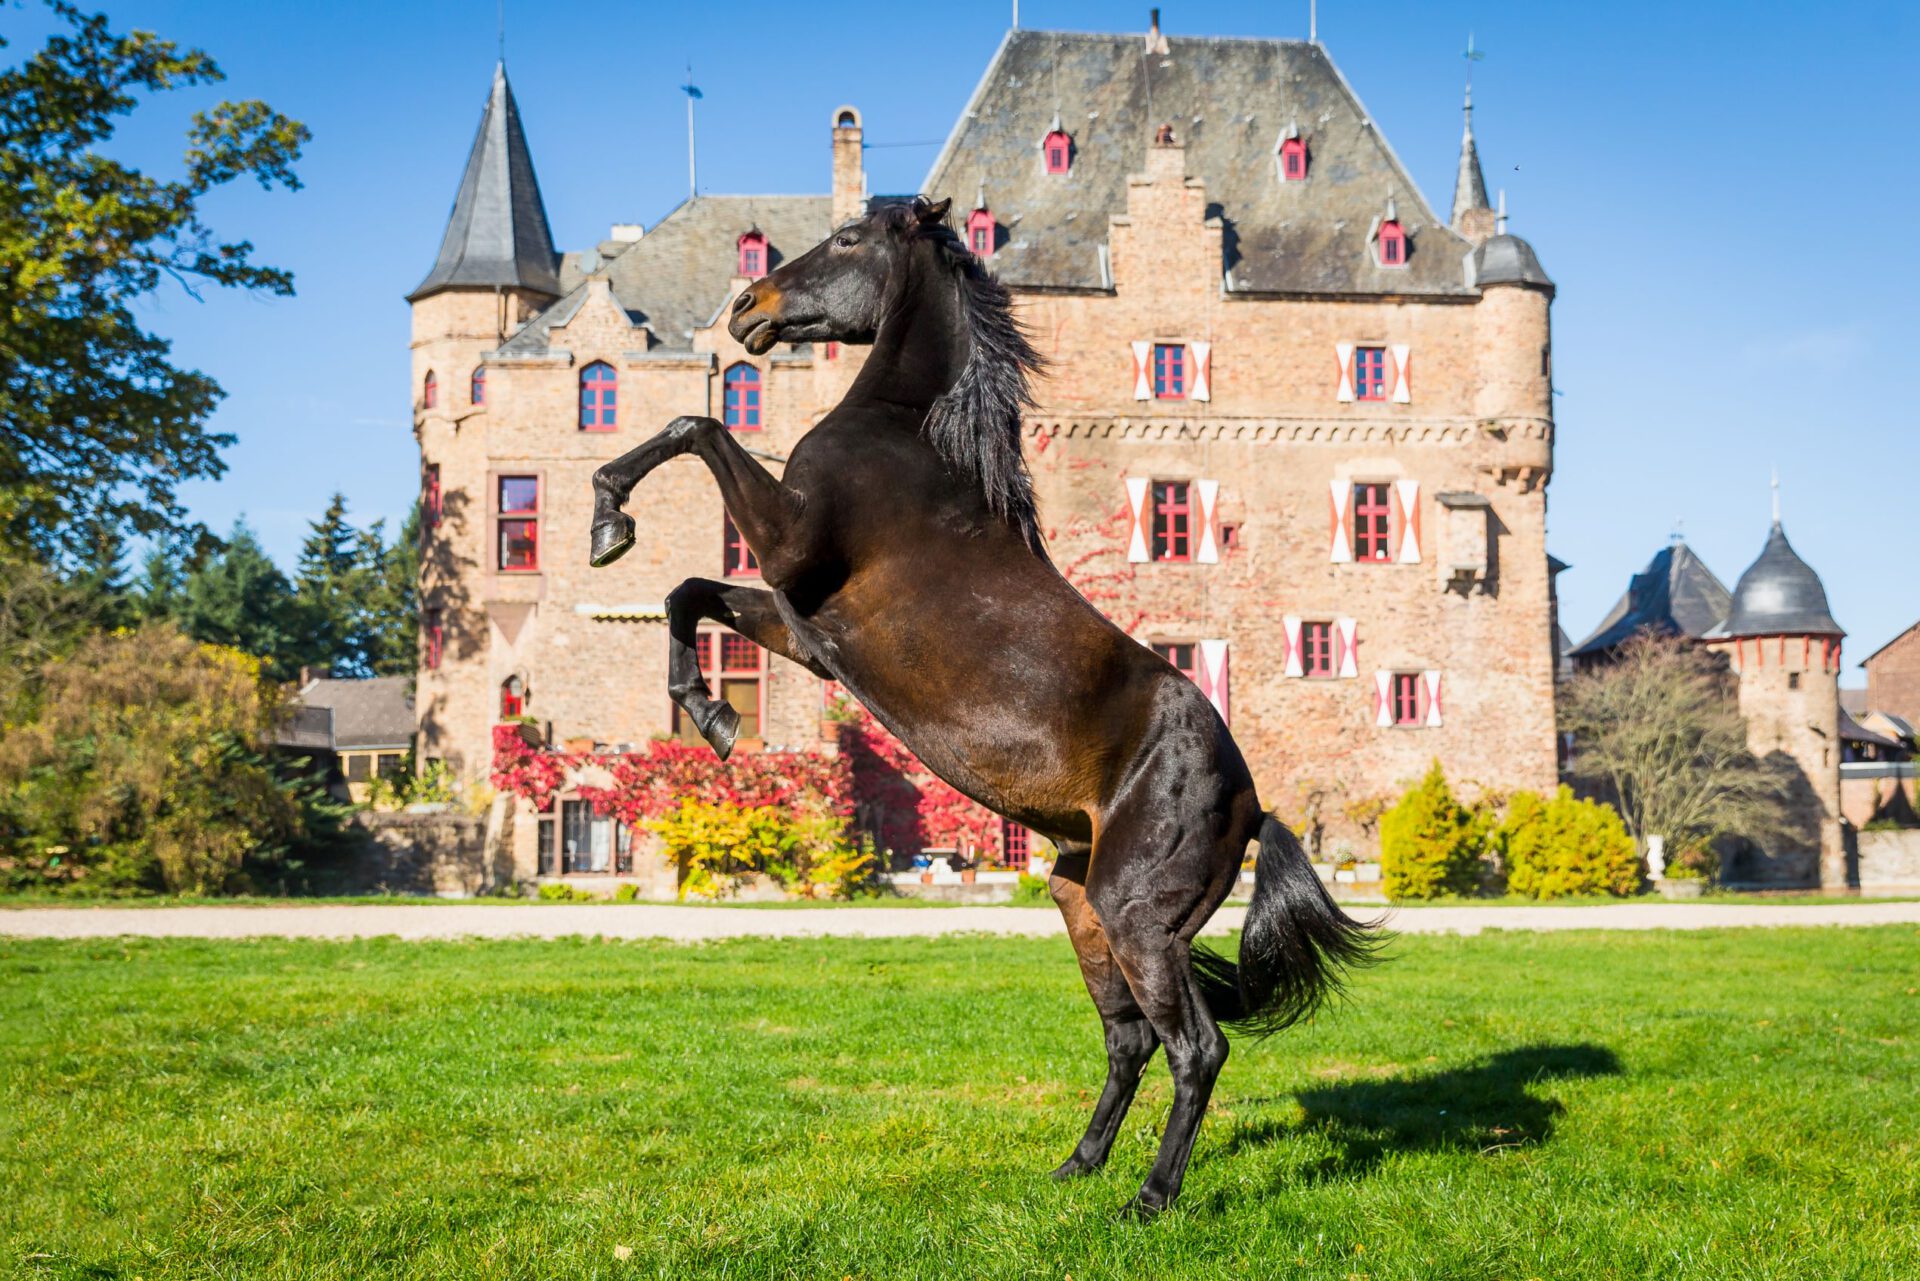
<box><xmin>1654</xmin><ymin>878</ymin><xmax>1705</xmax><ymax>900</ymax></box>
<box><xmin>961</xmin><ymin>868</ymin><xmax>977</xmax><ymax>884</ymax></box>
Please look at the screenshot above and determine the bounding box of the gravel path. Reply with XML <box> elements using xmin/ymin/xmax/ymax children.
<box><xmin>2</xmin><ymin>900</ymin><xmax>1917</xmax><ymax>941</ymax></box>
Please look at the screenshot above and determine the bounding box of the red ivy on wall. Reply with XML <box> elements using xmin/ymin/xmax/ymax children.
<box><xmin>490</xmin><ymin>711</ymin><xmax>1003</xmax><ymax>859</ymax></box>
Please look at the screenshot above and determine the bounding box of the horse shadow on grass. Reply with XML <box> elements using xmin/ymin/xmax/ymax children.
<box><xmin>1221</xmin><ymin>1042</ymin><xmax>1622</xmax><ymax>1186</ymax></box>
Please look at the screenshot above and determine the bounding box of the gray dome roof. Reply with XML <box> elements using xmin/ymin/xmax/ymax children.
<box><xmin>1722</xmin><ymin>522</ymin><xmax>1843</xmax><ymax>638</ymax></box>
<box><xmin>1472</xmin><ymin>233</ymin><xmax>1553</xmax><ymax>292</ymax></box>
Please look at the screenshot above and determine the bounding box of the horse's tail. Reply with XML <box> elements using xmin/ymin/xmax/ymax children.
<box><xmin>1191</xmin><ymin>813</ymin><xmax>1385</xmax><ymax>1037</ymax></box>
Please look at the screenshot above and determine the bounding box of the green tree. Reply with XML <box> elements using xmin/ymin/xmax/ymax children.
<box><xmin>295</xmin><ymin>492</ymin><xmax>356</xmax><ymax>669</ymax></box>
<box><xmin>360</xmin><ymin>504</ymin><xmax>419</xmax><ymax>677</ymax></box>
<box><xmin>176</xmin><ymin>520</ymin><xmax>315</xmax><ymax>681</ymax></box>
<box><xmin>0</xmin><ymin>2</ymin><xmax>308</xmax><ymax>562</ymax></box>
<box><xmin>1380</xmin><ymin>760</ymin><xmax>1489</xmax><ymax>900</ymax></box>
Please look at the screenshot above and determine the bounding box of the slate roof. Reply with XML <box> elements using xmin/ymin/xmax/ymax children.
<box><xmin>1719</xmin><ymin>522</ymin><xmax>1844</xmax><ymax>639</ymax></box>
<box><xmin>1471</xmin><ymin>232</ymin><xmax>1553</xmax><ymax>291</ymax></box>
<box><xmin>1570</xmin><ymin>541</ymin><xmax>1733</xmax><ymax>657</ymax></box>
<box><xmin>497</xmin><ymin>196</ymin><xmax>833</xmax><ymax>354</ymax></box>
<box><xmin>920</xmin><ymin>30</ymin><xmax>1476</xmax><ymax>297</ymax></box>
<box><xmin>1450</xmin><ymin>93</ymin><xmax>1490</xmax><ymax>226</ymax></box>
<box><xmin>410</xmin><ymin>64</ymin><xmax>561</xmax><ymax>302</ymax></box>
<box><xmin>297</xmin><ymin>676</ymin><xmax>416</xmax><ymax>750</ymax></box>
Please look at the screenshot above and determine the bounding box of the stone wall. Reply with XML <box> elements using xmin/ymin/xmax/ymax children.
<box><xmin>1854</xmin><ymin>827</ymin><xmax>1920</xmax><ymax>890</ymax></box>
<box><xmin>338</xmin><ymin>810</ymin><xmax>495</xmax><ymax>896</ymax></box>
<box><xmin>1864</xmin><ymin>623</ymin><xmax>1920</xmax><ymax>727</ymax></box>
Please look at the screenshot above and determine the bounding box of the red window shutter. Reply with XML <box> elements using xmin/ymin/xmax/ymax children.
<box><xmin>1283</xmin><ymin>615</ymin><xmax>1303</xmax><ymax>677</ymax></box>
<box><xmin>1131</xmin><ymin>341</ymin><xmax>1152</xmax><ymax>400</ymax></box>
<box><xmin>1391</xmin><ymin>344</ymin><xmax>1412</xmax><ymax>403</ymax></box>
<box><xmin>1423</xmin><ymin>670</ymin><xmax>1443</xmax><ymax>727</ymax></box>
<box><xmin>1195</xmin><ymin>479</ymin><xmax>1220</xmax><ymax>563</ymax></box>
<box><xmin>1373</xmin><ymin>671</ymin><xmax>1392</xmax><ymax>727</ymax></box>
<box><xmin>1336</xmin><ymin>617</ymin><xmax>1358</xmax><ymax>678</ymax></box>
<box><xmin>1190</xmin><ymin>342</ymin><xmax>1212</xmax><ymax>401</ymax></box>
<box><xmin>1199</xmin><ymin>640</ymin><xmax>1230</xmax><ymax>724</ymax></box>
<box><xmin>1394</xmin><ymin>479</ymin><xmax>1422</xmax><ymax>563</ymax></box>
<box><xmin>1328</xmin><ymin>478</ymin><xmax>1352</xmax><ymax>563</ymax></box>
<box><xmin>1334</xmin><ymin>343</ymin><xmax>1355</xmax><ymax>402</ymax></box>
<box><xmin>1124</xmin><ymin>477</ymin><xmax>1151</xmax><ymax>563</ymax></box>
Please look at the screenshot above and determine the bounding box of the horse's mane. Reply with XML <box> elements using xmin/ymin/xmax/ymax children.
<box><xmin>878</xmin><ymin>202</ymin><xmax>1047</xmax><ymax>556</ymax></box>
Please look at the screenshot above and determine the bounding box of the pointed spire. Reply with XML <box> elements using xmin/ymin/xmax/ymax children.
<box><xmin>1450</xmin><ymin>84</ymin><xmax>1493</xmax><ymax>237</ymax></box>
<box><xmin>409</xmin><ymin>63</ymin><xmax>561</xmax><ymax>302</ymax></box>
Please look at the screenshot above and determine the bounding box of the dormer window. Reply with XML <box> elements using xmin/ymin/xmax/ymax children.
<box><xmin>967</xmin><ymin>206</ymin><xmax>996</xmax><ymax>257</ymax></box>
<box><xmin>1043</xmin><ymin>129</ymin><xmax>1072</xmax><ymax>175</ymax></box>
<box><xmin>1279</xmin><ymin>137</ymin><xmax>1307</xmax><ymax>181</ymax></box>
<box><xmin>1377</xmin><ymin>220</ymin><xmax>1407</xmax><ymax>267</ymax></box>
<box><xmin>737</xmin><ymin>229</ymin><xmax>767</xmax><ymax>279</ymax></box>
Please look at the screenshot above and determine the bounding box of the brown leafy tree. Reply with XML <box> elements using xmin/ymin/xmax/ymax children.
<box><xmin>1558</xmin><ymin>633</ymin><xmax>1797</xmax><ymax>867</ymax></box>
<box><xmin>0</xmin><ymin>623</ymin><xmax>306</xmax><ymax>894</ymax></box>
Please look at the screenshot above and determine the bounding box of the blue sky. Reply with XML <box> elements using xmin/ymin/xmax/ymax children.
<box><xmin>12</xmin><ymin>1</ymin><xmax>1916</xmax><ymax>679</ymax></box>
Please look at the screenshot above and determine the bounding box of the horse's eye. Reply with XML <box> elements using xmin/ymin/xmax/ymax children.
<box><xmin>834</xmin><ymin>235</ymin><xmax>858</xmax><ymax>249</ymax></box>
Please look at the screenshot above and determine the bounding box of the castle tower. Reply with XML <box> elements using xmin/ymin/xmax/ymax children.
<box><xmin>409</xmin><ymin>61</ymin><xmax>561</xmax><ymax>774</ymax></box>
<box><xmin>1469</xmin><ymin>198</ymin><xmax>1554</xmax><ymax>490</ymax></box>
<box><xmin>1711</xmin><ymin>511</ymin><xmax>1847</xmax><ymax>888</ymax></box>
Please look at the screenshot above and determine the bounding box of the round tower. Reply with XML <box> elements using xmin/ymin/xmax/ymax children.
<box><xmin>1709</xmin><ymin>516</ymin><xmax>1847</xmax><ymax>888</ymax></box>
<box><xmin>1470</xmin><ymin>199</ymin><xmax>1554</xmax><ymax>488</ymax></box>
<box><xmin>408</xmin><ymin>61</ymin><xmax>561</xmax><ymax>776</ymax></box>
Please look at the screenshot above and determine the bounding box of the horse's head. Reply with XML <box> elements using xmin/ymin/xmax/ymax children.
<box><xmin>728</xmin><ymin>195</ymin><xmax>954</xmax><ymax>355</ymax></box>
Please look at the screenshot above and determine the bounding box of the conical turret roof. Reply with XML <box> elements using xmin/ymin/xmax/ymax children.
<box><xmin>1721</xmin><ymin>522</ymin><xmax>1844</xmax><ymax>638</ymax></box>
<box><xmin>408</xmin><ymin>63</ymin><xmax>560</xmax><ymax>302</ymax></box>
<box><xmin>1450</xmin><ymin>89</ymin><xmax>1490</xmax><ymax>228</ymax></box>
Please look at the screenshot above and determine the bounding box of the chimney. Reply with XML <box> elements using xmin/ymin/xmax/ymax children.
<box><xmin>1146</xmin><ymin>9</ymin><xmax>1169</xmax><ymax>54</ymax></box>
<box><xmin>831</xmin><ymin>105</ymin><xmax>865</xmax><ymax>225</ymax></box>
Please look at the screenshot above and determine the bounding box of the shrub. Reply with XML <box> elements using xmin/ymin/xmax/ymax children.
<box><xmin>1498</xmin><ymin>787</ymin><xmax>1642</xmax><ymax>900</ymax></box>
<box><xmin>1379</xmin><ymin>760</ymin><xmax>1488</xmax><ymax>900</ymax></box>
<box><xmin>1010</xmin><ymin>872</ymin><xmax>1051</xmax><ymax>906</ymax></box>
<box><xmin>0</xmin><ymin>624</ymin><xmax>329</xmax><ymax>895</ymax></box>
<box><xmin>536</xmin><ymin>882</ymin><xmax>597</xmax><ymax>902</ymax></box>
<box><xmin>613</xmin><ymin>883</ymin><xmax>639</xmax><ymax>903</ymax></box>
<box><xmin>645</xmin><ymin>799</ymin><xmax>872</xmax><ymax>900</ymax></box>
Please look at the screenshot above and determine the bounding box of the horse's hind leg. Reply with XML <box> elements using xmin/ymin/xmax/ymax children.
<box><xmin>1049</xmin><ymin>843</ymin><xmax>1160</xmax><ymax>1179</ymax></box>
<box><xmin>1088</xmin><ymin>770</ymin><xmax>1247</xmax><ymax>1216</ymax></box>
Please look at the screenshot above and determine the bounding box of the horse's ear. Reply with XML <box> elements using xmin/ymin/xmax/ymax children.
<box><xmin>913</xmin><ymin>195</ymin><xmax>952</xmax><ymax>225</ymax></box>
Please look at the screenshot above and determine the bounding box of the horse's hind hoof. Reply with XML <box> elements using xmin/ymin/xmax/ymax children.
<box><xmin>701</xmin><ymin>702</ymin><xmax>741</xmax><ymax>761</ymax></box>
<box><xmin>1050</xmin><ymin>1155</ymin><xmax>1102</xmax><ymax>1181</ymax></box>
<box><xmin>1119</xmin><ymin>1193</ymin><xmax>1166</xmax><ymax>1222</ymax></box>
<box><xmin>590</xmin><ymin>513</ymin><xmax>636</xmax><ymax>567</ymax></box>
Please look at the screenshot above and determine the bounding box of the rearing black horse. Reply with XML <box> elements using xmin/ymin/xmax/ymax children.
<box><xmin>589</xmin><ymin>196</ymin><xmax>1376</xmax><ymax>1217</ymax></box>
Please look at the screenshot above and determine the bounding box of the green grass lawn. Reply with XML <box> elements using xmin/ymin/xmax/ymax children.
<box><xmin>3</xmin><ymin>930</ymin><xmax>1916</xmax><ymax>1279</ymax></box>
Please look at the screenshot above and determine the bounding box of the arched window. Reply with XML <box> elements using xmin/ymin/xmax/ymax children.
<box><xmin>1279</xmin><ymin>137</ymin><xmax>1307</xmax><ymax>181</ymax></box>
<box><xmin>579</xmin><ymin>361</ymin><xmax>617</xmax><ymax>430</ymax></box>
<box><xmin>470</xmin><ymin>365</ymin><xmax>486</xmax><ymax>406</ymax></box>
<box><xmin>737</xmin><ymin>230</ymin><xmax>767</xmax><ymax>279</ymax></box>
<box><xmin>966</xmin><ymin>206</ymin><xmax>996</xmax><ymax>257</ymax></box>
<box><xmin>1043</xmin><ymin>129</ymin><xmax>1072</xmax><ymax>175</ymax></box>
<box><xmin>501</xmin><ymin>675</ymin><xmax>525</xmax><ymax>720</ymax></box>
<box><xmin>1377</xmin><ymin>220</ymin><xmax>1407</xmax><ymax>267</ymax></box>
<box><xmin>422</xmin><ymin>370</ymin><xmax>438</xmax><ymax>409</ymax></box>
<box><xmin>723</xmin><ymin>362</ymin><xmax>762</xmax><ymax>430</ymax></box>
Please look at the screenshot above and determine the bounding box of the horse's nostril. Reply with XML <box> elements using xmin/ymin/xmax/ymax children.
<box><xmin>732</xmin><ymin>290</ymin><xmax>756</xmax><ymax>314</ymax></box>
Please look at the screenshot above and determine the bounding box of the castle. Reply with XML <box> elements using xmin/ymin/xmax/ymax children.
<box><xmin>408</xmin><ymin>22</ymin><xmax>1562</xmax><ymax>882</ymax></box>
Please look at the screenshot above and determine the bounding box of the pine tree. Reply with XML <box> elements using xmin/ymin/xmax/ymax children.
<box><xmin>178</xmin><ymin>521</ymin><xmax>317</xmax><ymax>681</ymax></box>
<box><xmin>295</xmin><ymin>493</ymin><xmax>358</xmax><ymax>670</ymax></box>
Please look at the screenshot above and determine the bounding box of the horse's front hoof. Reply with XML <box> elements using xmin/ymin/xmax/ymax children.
<box><xmin>590</xmin><ymin>513</ymin><xmax>636</xmax><ymax>567</ymax></box>
<box><xmin>701</xmin><ymin>702</ymin><xmax>741</xmax><ymax>761</ymax></box>
<box><xmin>1119</xmin><ymin>1192</ymin><xmax>1168</xmax><ymax>1222</ymax></box>
<box><xmin>1050</xmin><ymin>1154</ymin><xmax>1102</xmax><ymax>1181</ymax></box>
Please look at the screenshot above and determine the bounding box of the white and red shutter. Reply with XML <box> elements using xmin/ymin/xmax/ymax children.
<box><xmin>1336</xmin><ymin>616</ymin><xmax>1359</xmax><ymax>678</ymax></box>
<box><xmin>1422</xmin><ymin>670</ymin><xmax>1444</xmax><ymax>727</ymax></box>
<box><xmin>1124</xmin><ymin>477</ymin><xmax>1151</xmax><ymax>563</ymax></box>
<box><xmin>1131</xmin><ymin>341</ymin><xmax>1153</xmax><ymax>400</ymax></box>
<box><xmin>1283</xmin><ymin>615</ymin><xmax>1303</xmax><ymax>678</ymax></box>
<box><xmin>1195</xmin><ymin>478</ymin><xmax>1220</xmax><ymax>563</ymax></box>
<box><xmin>1328</xmin><ymin>478</ymin><xmax>1352</xmax><ymax>563</ymax></box>
<box><xmin>1391</xmin><ymin>343</ymin><xmax>1412</xmax><ymax>404</ymax></box>
<box><xmin>1190</xmin><ymin>342</ymin><xmax>1212</xmax><ymax>401</ymax></box>
<box><xmin>1373</xmin><ymin>671</ymin><xmax>1393</xmax><ymax>727</ymax></box>
<box><xmin>1394</xmin><ymin>478</ymin><xmax>1422</xmax><ymax>563</ymax></box>
<box><xmin>1335</xmin><ymin>342</ymin><xmax>1355</xmax><ymax>402</ymax></box>
<box><xmin>1199</xmin><ymin>639</ymin><xmax>1230</xmax><ymax>724</ymax></box>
